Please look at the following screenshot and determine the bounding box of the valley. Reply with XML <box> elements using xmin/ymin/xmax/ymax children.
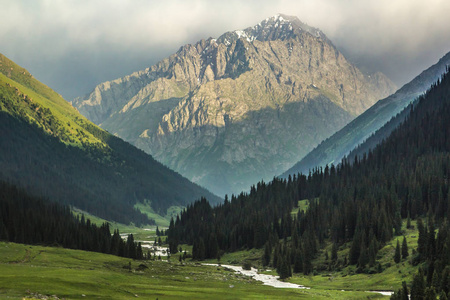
<box><xmin>0</xmin><ymin>219</ymin><xmax>416</xmax><ymax>299</ymax></box>
<box><xmin>1</xmin><ymin>6</ymin><xmax>450</xmax><ymax>300</ymax></box>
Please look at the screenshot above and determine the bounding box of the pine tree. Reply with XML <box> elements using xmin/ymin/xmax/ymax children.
<box><xmin>401</xmin><ymin>281</ymin><xmax>409</xmax><ymax>300</ymax></box>
<box><xmin>358</xmin><ymin>244</ymin><xmax>369</xmax><ymax>268</ymax></box>
<box><xmin>402</xmin><ymin>236</ymin><xmax>409</xmax><ymax>259</ymax></box>
<box><xmin>293</xmin><ymin>249</ymin><xmax>303</xmax><ymax>273</ymax></box>
<box><xmin>278</xmin><ymin>256</ymin><xmax>291</xmax><ymax>280</ymax></box>
<box><xmin>424</xmin><ymin>286</ymin><xmax>437</xmax><ymax>300</ymax></box>
<box><xmin>407</xmin><ymin>212</ymin><xmax>412</xmax><ymax>229</ymax></box>
<box><xmin>262</xmin><ymin>242</ymin><xmax>271</xmax><ymax>267</ymax></box>
<box><xmin>411</xmin><ymin>268</ymin><xmax>426</xmax><ymax>300</ymax></box>
<box><xmin>417</xmin><ymin>219</ymin><xmax>427</xmax><ymax>259</ymax></box>
<box><xmin>331</xmin><ymin>243</ymin><xmax>338</xmax><ymax>262</ymax></box>
<box><xmin>394</xmin><ymin>240</ymin><xmax>401</xmax><ymax>263</ymax></box>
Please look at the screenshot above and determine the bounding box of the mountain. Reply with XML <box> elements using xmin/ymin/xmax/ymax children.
<box><xmin>72</xmin><ymin>14</ymin><xmax>396</xmax><ymax>196</ymax></box>
<box><xmin>167</xmin><ymin>66</ymin><xmax>450</xmax><ymax>293</ymax></box>
<box><xmin>0</xmin><ymin>53</ymin><xmax>220</xmax><ymax>225</ymax></box>
<box><xmin>282</xmin><ymin>51</ymin><xmax>450</xmax><ymax>177</ymax></box>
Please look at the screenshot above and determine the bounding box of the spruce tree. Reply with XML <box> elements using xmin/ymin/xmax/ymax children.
<box><xmin>417</xmin><ymin>219</ymin><xmax>427</xmax><ymax>259</ymax></box>
<box><xmin>331</xmin><ymin>243</ymin><xmax>338</xmax><ymax>262</ymax></box>
<box><xmin>411</xmin><ymin>268</ymin><xmax>426</xmax><ymax>300</ymax></box>
<box><xmin>402</xmin><ymin>236</ymin><xmax>409</xmax><ymax>259</ymax></box>
<box><xmin>293</xmin><ymin>249</ymin><xmax>303</xmax><ymax>273</ymax></box>
<box><xmin>401</xmin><ymin>281</ymin><xmax>409</xmax><ymax>300</ymax></box>
<box><xmin>262</xmin><ymin>242</ymin><xmax>271</xmax><ymax>267</ymax></box>
<box><xmin>394</xmin><ymin>240</ymin><xmax>401</xmax><ymax>264</ymax></box>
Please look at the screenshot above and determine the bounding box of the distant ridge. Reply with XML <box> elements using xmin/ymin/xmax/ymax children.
<box><xmin>282</xmin><ymin>51</ymin><xmax>450</xmax><ymax>177</ymax></box>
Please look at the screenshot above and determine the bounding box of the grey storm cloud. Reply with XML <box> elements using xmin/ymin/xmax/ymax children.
<box><xmin>1</xmin><ymin>0</ymin><xmax>450</xmax><ymax>99</ymax></box>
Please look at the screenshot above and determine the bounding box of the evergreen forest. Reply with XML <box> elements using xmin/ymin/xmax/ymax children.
<box><xmin>168</xmin><ymin>69</ymin><xmax>450</xmax><ymax>298</ymax></box>
<box><xmin>0</xmin><ymin>180</ymin><xmax>145</xmax><ymax>260</ymax></box>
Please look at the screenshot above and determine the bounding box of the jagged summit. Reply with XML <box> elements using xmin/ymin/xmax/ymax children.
<box><xmin>217</xmin><ymin>14</ymin><xmax>329</xmax><ymax>45</ymax></box>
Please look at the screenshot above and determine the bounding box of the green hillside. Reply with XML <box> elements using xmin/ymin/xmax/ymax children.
<box><xmin>0</xmin><ymin>53</ymin><xmax>220</xmax><ymax>225</ymax></box>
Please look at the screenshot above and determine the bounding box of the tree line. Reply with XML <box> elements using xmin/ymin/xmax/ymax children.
<box><xmin>0</xmin><ymin>180</ymin><xmax>144</xmax><ymax>259</ymax></box>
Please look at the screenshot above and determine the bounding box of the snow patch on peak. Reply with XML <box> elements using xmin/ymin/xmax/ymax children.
<box><xmin>234</xmin><ymin>30</ymin><xmax>256</xmax><ymax>42</ymax></box>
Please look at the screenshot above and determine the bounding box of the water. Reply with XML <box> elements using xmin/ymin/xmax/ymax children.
<box><xmin>204</xmin><ymin>263</ymin><xmax>393</xmax><ymax>296</ymax></box>
<box><xmin>203</xmin><ymin>263</ymin><xmax>309</xmax><ymax>289</ymax></box>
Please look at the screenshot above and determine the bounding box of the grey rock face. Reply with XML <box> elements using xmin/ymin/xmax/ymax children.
<box><xmin>72</xmin><ymin>14</ymin><xmax>396</xmax><ymax>196</ymax></box>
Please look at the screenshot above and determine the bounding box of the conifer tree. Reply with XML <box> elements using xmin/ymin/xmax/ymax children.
<box><xmin>411</xmin><ymin>268</ymin><xmax>426</xmax><ymax>300</ymax></box>
<box><xmin>293</xmin><ymin>249</ymin><xmax>303</xmax><ymax>273</ymax></box>
<box><xmin>262</xmin><ymin>242</ymin><xmax>271</xmax><ymax>267</ymax></box>
<box><xmin>394</xmin><ymin>240</ymin><xmax>401</xmax><ymax>263</ymax></box>
<box><xmin>331</xmin><ymin>243</ymin><xmax>338</xmax><ymax>262</ymax></box>
<box><xmin>417</xmin><ymin>219</ymin><xmax>426</xmax><ymax>259</ymax></box>
<box><xmin>402</xmin><ymin>236</ymin><xmax>409</xmax><ymax>259</ymax></box>
<box><xmin>401</xmin><ymin>281</ymin><xmax>409</xmax><ymax>300</ymax></box>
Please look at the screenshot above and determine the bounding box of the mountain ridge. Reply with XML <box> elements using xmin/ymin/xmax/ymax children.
<box><xmin>0</xmin><ymin>53</ymin><xmax>220</xmax><ymax>225</ymax></box>
<box><xmin>281</xmin><ymin>50</ymin><xmax>450</xmax><ymax>177</ymax></box>
<box><xmin>72</xmin><ymin>15</ymin><xmax>396</xmax><ymax>196</ymax></box>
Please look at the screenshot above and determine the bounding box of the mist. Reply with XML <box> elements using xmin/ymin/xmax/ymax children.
<box><xmin>1</xmin><ymin>0</ymin><xmax>449</xmax><ymax>99</ymax></box>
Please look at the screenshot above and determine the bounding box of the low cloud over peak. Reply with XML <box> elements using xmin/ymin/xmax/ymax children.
<box><xmin>1</xmin><ymin>0</ymin><xmax>449</xmax><ymax>99</ymax></box>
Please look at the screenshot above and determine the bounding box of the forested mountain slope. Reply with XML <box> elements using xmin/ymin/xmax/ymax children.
<box><xmin>0</xmin><ymin>53</ymin><xmax>220</xmax><ymax>225</ymax></box>
<box><xmin>282</xmin><ymin>51</ymin><xmax>450</xmax><ymax>177</ymax></box>
<box><xmin>168</xmin><ymin>68</ymin><xmax>450</xmax><ymax>295</ymax></box>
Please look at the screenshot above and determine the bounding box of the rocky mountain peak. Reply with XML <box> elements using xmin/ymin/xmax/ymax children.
<box><xmin>72</xmin><ymin>14</ymin><xmax>397</xmax><ymax>196</ymax></box>
<box><xmin>217</xmin><ymin>14</ymin><xmax>329</xmax><ymax>45</ymax></box>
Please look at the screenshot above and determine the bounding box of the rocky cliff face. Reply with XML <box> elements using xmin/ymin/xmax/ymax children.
<box><xmin>72</xmin><ymin>14</ymin><xmax>396</xmax><ymax>196</ymax></box>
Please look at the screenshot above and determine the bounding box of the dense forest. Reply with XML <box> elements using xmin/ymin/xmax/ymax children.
<box><xmin>0</xmin><ymin>180</ymin><xmax>144</xmax><ymax>260</ymax></box>
<box><xmin>168</xmin><ymin>69</ymin><xmax>450</xmax><ymax>298</ymax></box>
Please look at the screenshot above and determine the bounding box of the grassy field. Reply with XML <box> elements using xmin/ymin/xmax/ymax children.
<box><xmin>134</xmin><ymin>202</ymin><xmax>185</xmax><ymax>227</ymax></box>
<box><xmin>0</xmin><ymin>242</ymin><xmax>387</xmax><ymax>299</ymax></box>
<box><xmin>288</xmin><ymin>219</ymin><xmax>418</xmax><ymax>293</ymax></box>
<box><xmin>6</xmin><ymin>209</ymin><xmax>419</xmax><ymax>298</ymax></box>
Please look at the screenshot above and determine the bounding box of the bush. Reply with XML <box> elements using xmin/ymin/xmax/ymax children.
<box><xmin>242</xmin><ymin>261</ymin><xmax>252</xmax><ymax>270</ymax></box>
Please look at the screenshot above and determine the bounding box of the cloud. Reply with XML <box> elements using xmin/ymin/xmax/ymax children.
<box><xmin>1</xmin><ymin>0</ymin><xmax>449</xmax><ymax>99</ymax></box>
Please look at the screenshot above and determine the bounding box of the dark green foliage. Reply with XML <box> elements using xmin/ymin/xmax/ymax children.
<box><xmin>391</xmin><ymin>281</ymin><xmax>409</xmax><ymax>300</ymax></box>
<box><xmin>242</xmin><ymin>261</ymin><xmax>252</xmax><ymax>270</ymax></box>
<box><xmin>331</xmin><ymin>243</ymin><xmax>338</xmax><ymax>262</ymax></box>
<box><xmin>262</xmin><ymin>242</ymin><xmax>271</xmax><ymax>267</ymax></box>
<box><xmin>278</xmin><ymin>255</ymin><xmax>292</xmax><ymax>280</ymax></box>
<box><xmin>424</xmin><ymin>286</ymin><xmax>437</xmax><ymax>300</ymax></box>
<box><xmin>394</xmin><ymin>240</ymin><xmax>401</xmax><ymax>264</ymax></box>
<box><xmin>0</xmin><ymin>181</ymin><xmax>142</xmax><ymax>260</ymax></box>
<box><xmin>417</xmin><ymin>219</ymin><xmax>427</xmax><ymax>259</ymax></box>
<box><xmin>402</xmin><ymin>236</ymin><xmax>409</xmax><ymax>259</ymax></box>
<box><xmin>402</xmin><ymin>281</ymin><xmax>409</xmax><ymax>300</ymax></box>
<box><xmin>411</xmin><ymin>268</ymin><xmax>426</xmax><ymax>300</ymax></box>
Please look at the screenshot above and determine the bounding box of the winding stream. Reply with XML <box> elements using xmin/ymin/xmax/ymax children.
<box><xmin>203</xmin><ymin>263</ymin><xmax>309</xmax><ymax>289</ymax></box>
<box><xmin>203</xmin><ymin>263</ymin><xmax>393</xmax><ymax>297</ymax></box>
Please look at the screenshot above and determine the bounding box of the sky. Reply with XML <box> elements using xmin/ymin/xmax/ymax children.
<box><xmin>1</xmin><ymin>0</ymin><xmax>450</xmax><ymax>100</ymax></box>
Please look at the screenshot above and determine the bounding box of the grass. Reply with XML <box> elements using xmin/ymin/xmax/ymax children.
<box><xmin>134</xmin><ymin>201</ymin><xmax>184</xmax><ymax>227</ymax></box>
<box><xmin>72</xmin><ymin>208</ymin><xmax>166</xmax><ymax>242</ymax></box>
<box><xmin>0</xmin><ymin>242</ymin><xmax>386</xmax><ymax>299</ymax></box>
<box><xmin>0</xmin><ymin>72</ymin><xmax>104</xmax><ymax>149</ymax></box>
<box><xmin>288</xmin><ymin>219</ymin><xmax>419</xmax><ymax>293</ymax></box>
<box><xmin>62</xmin><ymin>210</ymin><xmax>419</xmax><ymax>298</ymax></box>
<box><xmin>291</xmin><ymin>199</ymin><xmax>316</xmax><ymax>216</ymax></box>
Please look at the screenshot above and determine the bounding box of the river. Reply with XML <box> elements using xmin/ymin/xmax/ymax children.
<box><xmin>204</xmin><ymin>263</ymin><xmax>393</xmax><ymax>297</ymax></box>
